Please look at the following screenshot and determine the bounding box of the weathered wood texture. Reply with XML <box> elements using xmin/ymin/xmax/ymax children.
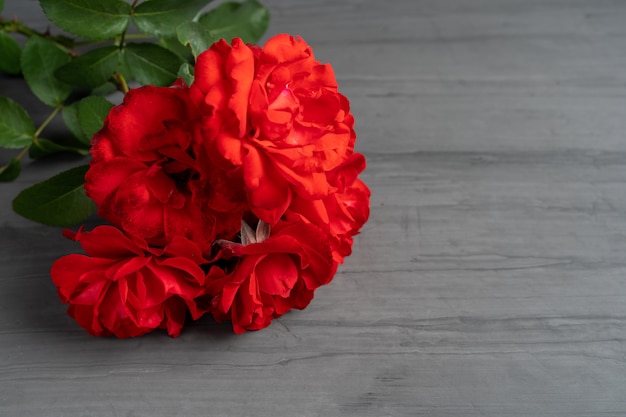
<box><xmin>2</xmin><ymin>1</ymin><xmax>626</xmax><ymax>416</ymax></box>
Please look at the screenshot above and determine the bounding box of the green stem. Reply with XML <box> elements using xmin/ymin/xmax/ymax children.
<box><xmin>34</xmin><ymin>105</ymin><xmax>63</xmax><ymax>138</ymax></box>
<box><xmin>123</xmin><ymin>33</ymin><xmax>153</xmax><ymax>40</ymax></box>
<box><xmin>118</xmin><ymin>33</ymin><xmax>126</xmax><ymax>49</ymax></box>
<box><xmin>13</xmin><ymin>145</ymin><xmax>30</xmax><ymax>162</ymax></box>
<box><xmin>0</xmin><ymin>19</ymin><xmax>39</xmax><ymax>37</ymax></box>
<box><xmin>73</xmin><ymin>39</ymin><xmax>113</xmax><ymax>47</ymax></box>
<box><xmin>0</xmin><ymin>19</ymin><xmax>75</xmax><ymax>49</ymax></box>
<box><xmin>118</xmin><ymin>0</ymin><xmax>141</xmax><ymax>49</ymax></box>
<box><xmin>112</xmin><ymin>72</ymin><xmax>130</xmax><ymax>94</ymax></box>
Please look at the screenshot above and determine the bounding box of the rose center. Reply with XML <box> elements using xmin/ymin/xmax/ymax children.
<box><xmin>162</xmin><ymin>158</ymin><xmax>199</xmax><ymax>194</ymax></box>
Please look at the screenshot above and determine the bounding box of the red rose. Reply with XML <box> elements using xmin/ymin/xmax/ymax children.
<box><xmin>191</xmin><ymin>34</ymin><xmax>356</xmax><ymax>225</ymax></box>
<box><xmin>208</xmin><ymin>221</ymin><xmax>334</xmax><ymax>333</ymax></box>
<box><xmin>286</xmin><ymin>153</ymin><xmax>371</xmax><ymax>263</ymax></box>
<box><xmin>85</xmin><ymin>85</ymin><xmax>242</xmax><ymax>251</ymax></box>
<box><xmin>51</xmin><ymin>34</ymin><xmax>370</xmax><ymax>338</ymax></box>
<box><xmin>50</xmin><ymin>226</ymin><xmax>210</xmax><ymax>338</ymax></box>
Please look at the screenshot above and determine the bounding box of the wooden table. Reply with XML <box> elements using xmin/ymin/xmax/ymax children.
<box><xmin>2</xmin><ymin>1</ymin><xmax>626</xmax><ymax>415</ymax></box>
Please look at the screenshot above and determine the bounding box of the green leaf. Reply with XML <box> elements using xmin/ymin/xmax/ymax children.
<box><xmin>21</xmin><ymin>36</ymin><xmax>72</xmax><ymax>106</ymax></box>
<box><xmin>0</xmin><ymin>96</ymin><xmax>35</xmax><ymax>149</ymax></box>
<box><xmin>0</xmin><ymin>158</ymin><xmax>21</xmax><ymax>182</ymax></box>
<box><xmin>157</xmin><ymin>37</ymin><xmax>193</xmax><ymax>62</ymax></box>
<box><xmin>177</xmin><ymin>62</ymin><xmax>194</xmax><ymax>86</ymax></box>
<box><xmin>62</xmin><ymin>102</ymin><xmax>89</xmax><ymax>145</ymax></box>
<box><xmin>77</xmin><ymin>96</ymin><xmax>114</xmax><ymax>140</ymax></box>
<box><xmin>29</xmin><ymin>138</ymin><xmax>89</xmax><ymax>159</ymax></box>
<box><xmin>13</xmin><ymin>165</ymin><xmax>97</xmax><ymax>227</ymax></box>
<box><xmin>91</xmin><ymin>81</ymin><xmax>118</xmax><ymax>96</ymax></box>
<box><xmin>61</xmin><ymin>96</ymin><xmax>114</xmax><ymax>148</ymax></box>
<box><xmin>116</xmin><ymin>55</ymin><xmax>134</xmax><ymax>81</ymax></box>
<box><xmin>133</xmin><ymin>0</ymin><xmax>210</xmax><ymax>38</ymax></box>
<box><xmin>0</xmin><ymin>32</ymin><xmax>22</xmax><ymax>75</ymax></box>
<box><xmin>124</xmin><ymin>43</ymin><xmax>184</xmax><ymax>86</ymax></box>
<box><xmin>55</xmin><ymin>46</ymin><xmax>121</xmax><ymax>89</ymax></box>
<box><xmin>198</xmin><ymin>0</ymin><xmax>269</xmax><ymax>44</ymax></box>
<box><xmin>38</xmin><ymin>0</ymin><xmax>131</xmax><ymax>40</ymax></box>
<box><xmin>176</xmin><ymin>22</ymin><xmax>217</xmax><ymax>58</ymax></box>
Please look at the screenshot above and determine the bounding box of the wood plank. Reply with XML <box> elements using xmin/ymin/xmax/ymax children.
<box><xmin>1</xmin><ymin>0</ymin><xmax>626</xmax><ymax>416</ymax></box>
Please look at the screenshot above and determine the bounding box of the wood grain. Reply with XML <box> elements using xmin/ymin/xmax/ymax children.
<box><xmin>1</xmin><ymin>0</ymin><xmax>626</xmax><ymax>416</ymax></box>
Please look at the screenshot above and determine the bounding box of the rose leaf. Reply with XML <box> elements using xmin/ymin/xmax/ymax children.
<box><xmin>77</xmin><ymin>96</ymin><xmax>114</xmax><ymax>141</ymax></box>
<box><xmin>0</xmin><ymin>158</ymin><xmax>21</xmax><ymax>182</ymax></box>
<box><xmin>133</xmin><ymin>0</ymin><xmax>211</xmax><ymax>38</ymax></box>
<box><xmin>0</xmin><ymin>96</ymin><xmax>35</xmax><ymax>149</ymax></box>
<box><xmin>176</xmin><ymin>22</ymin><xmax>218</xmax><ymax>58</ymax></box>
<box><xmin>123</xmin><ymin>43</ymin><xmax>183</xmax><ymax>86</ymax></box>
<box><xmin>20</xmin><ymin>36</ymin><xmax>72</xmax><ymax>107</ymax></box>
<box><xmin>157</xmin><ymin>37</ymin><xmax>194</xmax><ymax>62</ymax></box>
<box><xmin>177</xmin><ymin>62</ymin><xmax>194</xmax><ymax>86</ymax></box>
<box><xmin>62</xmin><ymin>102</ymin><xmax>89</xmax><ymax>145</ymax></box>
<box><xmin>38</xmin><ymin>0</ymin><xmax>131</xmax><ymax>40</ymax></box>
<box><xmin>198</xmin><ymin>0</ymin><xmax>269</xmax><ymax>44</ymax></box>
<box><xmin>55</xmin><ymin>46</ymin><xmax>122</xmax><ymax>89</ymax></box>
<box><xmin>13</xmin><ymin>164</ymin><xmax>97</xmax><ymax>227</ymax></box>
<box><xmin>0</xmin><ymin>32</ymin><xmax>22</xmax><ymax>75</ymax></box>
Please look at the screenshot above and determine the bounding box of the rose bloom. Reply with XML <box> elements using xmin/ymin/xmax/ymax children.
<box><xmin>191</xmin><ymin>34</ymin><xmax>356</xmax><ymax>225</ymax></box>
<box><xmin>50</xmin><ymin>226</ymin><xmax>210</xmax><ymax>338</ymax></box>
<box><xmin>208</xmin><ymin>221</ymin><xmax>334</xmax><ymax>333</ymax></box>
<box><xmin>85</xmin><ymin>84</ymin><xmax>242</xmax><ymax>252</ymax></box>
<box><xmin>286</xmin><ymin>153</ymin><xmax>371</xmax><ymax>263</ymax></box>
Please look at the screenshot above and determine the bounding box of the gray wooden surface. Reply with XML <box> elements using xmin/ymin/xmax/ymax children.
<box><xmin>2</xmin><ymin>1</ymin><xmax>626</xmax><ymax>416</ymax></box>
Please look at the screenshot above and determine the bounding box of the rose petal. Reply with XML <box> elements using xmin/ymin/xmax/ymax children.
<box><xmin>254</xmin><ymin>253</ymin><xmax>298</xmax><ymax>297</ymax></box>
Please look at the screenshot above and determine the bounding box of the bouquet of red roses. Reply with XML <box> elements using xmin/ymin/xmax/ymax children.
<box><xmin>50</xmin><ymin>34</ymin><xmax>370</xmax><ymax>337</ymax></box>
